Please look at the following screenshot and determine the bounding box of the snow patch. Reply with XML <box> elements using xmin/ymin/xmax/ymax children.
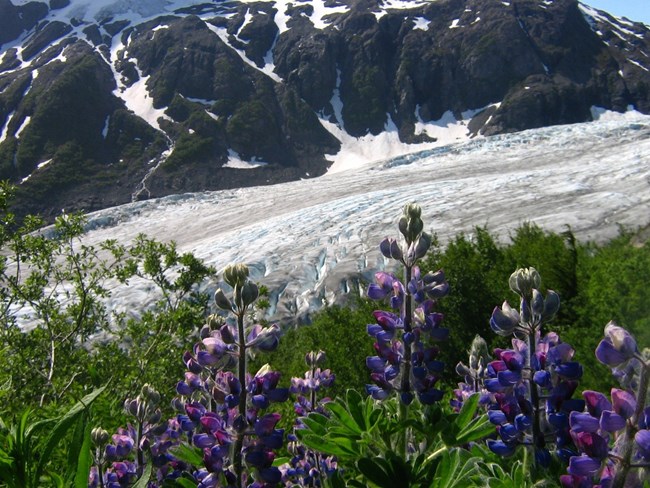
<box><xmin>628</xmin><ymin>59</ymin><xmax>649</xmax><ymax>72</ymax></box>
<box><xmin>413</xmin><ymin>17</ymin><xmax>431</xmax><ymax>31</ymax></box>
<box><xmin>380</xmin><ymin>0</ymin><xmax>428</xmax><ymax>10</ymax></box>
<box><xmin>304</xmin><ymin>0</ymin><xmax>349</xmax><ymax>30</ymax></box>
<box><xmin>450</xmin><ymin>19</ymin><xmax>461</xmax><ymax>29</ymax></box>
<box><xmin>204</xmin><ymin>22</ymin><xmax>282</xmax><ymax>83</ymax></box>
<box><xmin>224</xmin><ymin>149</ymin><xmax>269</xmax><ymax>169</ymax></box>
<box><xmin>102</xmin><ymin>116</ymin><xmax>110</xmax><ymax>138</ymax></box>
<box><xmin>0</xmin><ymin>111</ymin><xmax>16</xmax><ymax>144</ymax></box>
<box><xmin>15</xmin><ymin>116</ymin><xmax>31</xmax><ymax>138</ymax></box>
<box><xmin>20</xmin><ymin>159</ymin><xmax>52</xmax><ymax>184</ymax></box>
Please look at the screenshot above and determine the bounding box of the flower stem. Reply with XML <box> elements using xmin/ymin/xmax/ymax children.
<box><xmin>399</xmin><ymin>265</ymin><xmax>413</xmax><ymax>459</ymax></box>
<box><xmin>526</xmin><ymin>328</ymin><xmax>543</xmax><ymax>477</ymax></box>
<box><xmin>234</xmin><ymin>309</ymin><xmax>248</xmax><ymax>488</ymax></box>
<box><xmin>612</xmin><ymin>359</ymin><xmax>649</xmax><ymax>488</ymax></box>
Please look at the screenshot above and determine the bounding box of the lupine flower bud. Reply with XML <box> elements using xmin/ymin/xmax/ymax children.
<box><xmin>141</xmin><ymin>384</ymin><xmax>161</xmax><ymax>406</ymax></box>
<box><xmin>469</xmin><ymin>335</ymin><xmax>489</xmax><ymax>371</ymax></box>
<box><xmin>413</xmin><ymin>232</ymin><xmax>431</xmax><ymax>260</ymax></box>
<box><xmin>206</xmin><ymin>314</ymin><xmax>223</xmax><ymax>329</ymax></box>
<box><xmin>399</xmin><ymin>203</ymin><xmax>424</xmax><ymax>244</ymax></box>
<box><xmin>214</xmin><ymin>289</ymin><xmax>233</xmax><ymax>311</ymax></box>
<box><xmin>241</xmin><ymin>281</ymin><xmax>259</xmax><ymax>308</ymax></box>
<box><xmin>223</xmin><ymin>263</ymin><xmax>249</xmax><ymax>288</ymax></box>
<box><xmin>315</xmin><ymin>350</ymin><xmax>327</xmax><ymax>365</ymax></box>
<box><xmin>91</xmin><ymin>427</ymin><xmax>110</xmax><ymax>447</ymax></box>
<box><xmin>542</xmin><ymin>290</ymin><xmax>560</xmax><ymax>323</ymax></box>
<box><xmin>380</xmin><ymin>238</ymin><xmax>403</xmax><ymax>261</ymax></box>
<box><xmin>636</xmin><ymin>430</ymin><xmax>650</xmax><ymax>461</ymax></box>
<box><xmin>531</xmin><ymin>289</ymin><xmax>544</xmax><ymax>317</ymax></box>
<box><xmin>509</xmin><ymin>267</ymin><xmax>541</xmax><ymax>298</ymax></box>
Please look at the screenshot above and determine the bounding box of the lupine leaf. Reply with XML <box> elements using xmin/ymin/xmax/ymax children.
<box><xmin>357</xmin><ymin>458</ymin><xmax>394</xmax><ymax>487</ymax></box>
<box><xmin>301</xmin><ymin>414</ymin><xmax>328</xmax><ymax>436</ymax></box>
<box><xmin>455</xmin><ymin>393</ymin><xmax>479</xmax><ymax>429</ymax></box>
<box><xmin>172</xmin><ymin>478</ymin><xmax>200</xmax><ymax>488</ymax></box>
<box><xmin>132</xmin><ymin>462</ymin><xmax>153</xmax><ymax>488</ymax></box>
<box><xmin>72</xmin><ymin>417</ymin><xmax>92</xmax><ymax>488</ymax></box>
<box><xmin>346</xmin><ymin>389</ymin><xmax>367</xmax><ymax>430</ymax></box>
<box><xmin>272</xmin><ymin>456</ymin><xmax>290</xmax><ymax>466</ymax></box>
<box><xmin>169</xmin><ymin>443</ymin><xmax>204</xmax><ymax>467</ymax></box>
<box><xmin>48</xmin><ymin>472</ymin><xmax>65</xmax><ymax>487</ymax></box>
<box><xmin>297</xmin><ymin>433</ymin><xmax>358</xmax><ymax>459</ymax></box>
<box><xmin>455</xmin><ymin>415</ymin><xmax>494</xmax><ymax>445</ymax></box>
<box><xmin>326</xmin><ymin>401</ymin><xmax>362</xmax><ymax>434</ymax></box>
<box><xmin>431</xmin><ymin>449</ymin><xmax>481</xmax><ymax>488</ymax></box>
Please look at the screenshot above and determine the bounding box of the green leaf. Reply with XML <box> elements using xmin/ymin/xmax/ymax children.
<box><xmin>298</xmin><ymin>433</ymin><xmax>358</xmax><ymax>459</ymax></box>
<box><xmin>301</xmin><ymin>414</ymin><xmax>328</xmax><ymax>436</ymax></box>
<box><xmin>455</xmin><ymin>415</ymin><xmax>494</xmax><ymax>445</ymax></box>
<box><xmin>357</xmin><ymin>458</ymin><xmax>394</xmax><ymax>487</ymax></box>
<box><xmin>455</xmin><ymin>393</ymin><xmax>479</xmax><ymax>430</ymax></box>
<box><xmin>431</xmin><ymin>449</ymin><xmax>480</xmax><ymax>488</ymax></box>
<box><xmin>346</xmin><ymin>389</ymin><xmax>368</xmax><ymax>430</ymax></box>
<box><xmin>72</xmin><ymin>417</ymin><xmax>92</xmax><ymax>488</ymax></box>
<box><xmin>48</xmin><ymin>472</ymin><xmax>65</xmax><ymax>487</ymax></box>
<box><xmin>36</xmin><ymin>386</ymin><xmax>106</xmax><ymax>480</ymax></box>
<box><xmin>133</xmin><ymin>462</ymin><xmax>153</xmax><ymax>488</ymax></box>
<box><xmin>326</xmin><ymin>401</ymin><xmax>362</xmax><ymax>435</ymax></box>
<box><xmin>272</xmin><ymin>456</ymin><xmax>290</xmax><ymax>467</ymax></box>
<box><xmin>169</xmin><ymin>444</ymin><xmax>204</xmax><ymax>467</ymax></box>
<box><xmin>171</xmin><ymin>478</ymin><xmax>200</xmax><ymax>488</ymax></box>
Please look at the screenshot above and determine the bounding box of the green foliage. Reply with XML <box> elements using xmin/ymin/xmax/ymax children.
<box><xmin>0</xmin><ymin>184</ymin><xmax>214</xmax><ymax>424</ymax></box>
<box><xmin>423</xmin><ymin>228</ymin><xmax>512</xmax><ymax>373</ymax></box>
<box><xmin>297</xmin><ymin>390</ymin><xmax>494</xmax><ymax>487</ymax></box>
<box><xmin>0</xmin><ymin>196</ymin><xmax>119</xmax><ymax>409</ymax></box>
<box><xmin>225</xmin><ymin>99</ymin><xmax>281</xmax><ymax>158</ymax></box>
<box><xmin>252</xmin><ymin>299</ymin><xmax>375</xmax><ymax>399</ymax></box>
<box><xmin>164</xmin><ymin>132</ymin><xmax>215</xmax><ymax>169</ymax></box>
<box><xmin>0</xmin><ymin>387</ymin><xmax>104</xmax><ymax>487</ymax></box>
<box><xmin>343</xmin><ymin>64</ymin><xmax>387</xmax><ymax>135</ymax></box>
<box><xmin>94</xmin><ymin>234</ymin><xmax>214</xmax><ymax>404</ymax></box>
<box><xmin>1</xmin><ymin>180</ymin><xmax>649</xmax><ymax>486</ymax></box>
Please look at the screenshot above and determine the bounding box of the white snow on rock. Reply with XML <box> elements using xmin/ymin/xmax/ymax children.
<box><xmin>413</xmin><ymin>17</ymin><xmax>431</xmax><ymax>31</ymax></box>
<box><xmin>204</xmin><ymin>21</ymin><xmax>283</xmax><ymax>83</ymax></box>
<box><xmin>224</xmin><ymin>150</ymin><xmax>269</xmax><ymax>169</ymax></box>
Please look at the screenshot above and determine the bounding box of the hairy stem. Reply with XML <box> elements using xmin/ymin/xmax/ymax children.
<box><xmin>234</xmin><ymin>309</ymin><xmax>247</xmax><ymax>488</ymax></box>
<box><xmin>526</xmin><ymin>328</ymin><xmax>544</xmax><ymax>475</ymax></box>
<box><xmin>399</xmin><ymin>265</ymin><xmax>413</xmax><ymax>458</ymax></box>
<box><xmin>612</xmin><ymin>359</ymin><xmax>648</xmax><ymax>488</ymax></box>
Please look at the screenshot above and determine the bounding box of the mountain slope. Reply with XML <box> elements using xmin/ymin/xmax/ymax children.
<box><xmin>1</xmin><ymin>0</ymin><xmax>649</xmax><ymax>219</ymax></box>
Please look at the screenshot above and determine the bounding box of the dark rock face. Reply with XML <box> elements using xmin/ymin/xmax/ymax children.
<box><xmin>0</xmin><ymin>0</ymin><xmax>649</xmax><ymax>220</ymax></box>
<box><xmin>0</xmin><ymin>0</ymin><xmax>49</xmax><ymax>47</ymax></box>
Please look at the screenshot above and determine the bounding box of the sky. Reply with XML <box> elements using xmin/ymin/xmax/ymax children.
<box><xmin>583</xmin><ymin>1</ymin><xmax>649</xmax><ymax>24</ymax></box>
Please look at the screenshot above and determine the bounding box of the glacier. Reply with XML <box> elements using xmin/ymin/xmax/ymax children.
<box><xmin>71</xmin><ymin>110</ymin><xmax>650</xmax><ymax>325</ymax></box>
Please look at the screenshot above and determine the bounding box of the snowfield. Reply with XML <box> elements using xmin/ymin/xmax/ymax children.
<box><xmin>74</xmin><ymin>110</ymin><xmax>650</xmax><ymax>324</ymax></box>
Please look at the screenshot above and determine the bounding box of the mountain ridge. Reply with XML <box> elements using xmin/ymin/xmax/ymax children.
<box><xmin>1</xmin><ymin>0</ymin><xmax>649</xmax><ymax>219</ymax></box>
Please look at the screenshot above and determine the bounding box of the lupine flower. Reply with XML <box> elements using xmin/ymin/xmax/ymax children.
<box><xmin>478</xmin><ymin>268</ymin><xmax>588</xmax><ymax>468</ymax></box>
<box><xmin>562</xmin><ymin>324</ymin><xmax>649</xmax><ymax>488</ymax></box>
<box><xmin>595</xmin><ymin>321</ymin><xmax>639</xmax><ymax>367</ymax></box>
<box><xmin>92</xmin><ymin>263</ymin><xmax>292</xmax><ymax>487</ymax></box>
<box><xmin>365</xmin><ymin>205</ymin><xmax>450</xmax><ymax>406</ymax></box>
<box><xmin>284</xmin><ymin>350</ymin><xmax>339</xmax><ymax>486</ymax></box>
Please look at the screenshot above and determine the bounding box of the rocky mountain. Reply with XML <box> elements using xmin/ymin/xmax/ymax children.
<box><xmin>1</xmin><ymin>0</ymin><xmax>649</xmax><ymax>219</ymax></box>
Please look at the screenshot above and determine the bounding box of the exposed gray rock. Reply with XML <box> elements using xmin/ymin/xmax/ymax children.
<box><xmin>0</xmin><ymin>0</ymin><xmax>648</xmax><ymax>221</ymax></box>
